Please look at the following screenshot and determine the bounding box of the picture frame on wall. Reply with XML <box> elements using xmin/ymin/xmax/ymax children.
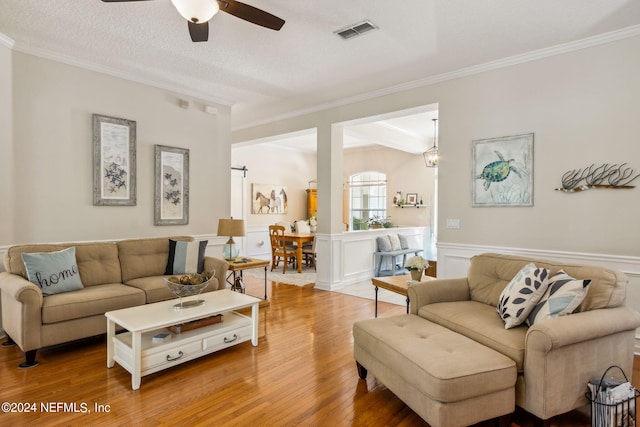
<box><xmin>252</xmin><ymin>183</ymin><xmax>288</xmax><ymax>214</ymax></box>
<box><xmin>406</xmin><ymin>193</ymin><xmax>418</xmax><ymax>204</ymax></box>
<box><xmin>92</xmin><ymin>114</ymin><xmax>137</xmax><ymax>206</ymax></box>
<box><xmin>154</xmin><ymin>145</ymin><xmax>189</xmax><ymax>225</ymax></box>
<box><xmin>472</xmin><ymin>133</ymin><xmax>534</xmax><ymax>207</ymax></box>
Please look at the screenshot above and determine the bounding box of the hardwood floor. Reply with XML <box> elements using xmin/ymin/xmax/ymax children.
<box><xmin>0</xmin><ymin>276</ymin><xmax>637</xmax><ymax>426</ymax></box>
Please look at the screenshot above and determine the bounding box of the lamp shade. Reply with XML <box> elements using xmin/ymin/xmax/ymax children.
<box><xmin>171</xmin><ymin>0</ymin><xmax>219</xmax><ymax>24</ymax></box>
<box><xmin>217</xmin><ymin>218</ymin><xmax>245</xmax><ymax>261</ymax></box>
<box><xmin>217</xmin><ymin>218</ymin><xmax>246</xmax><ymax>237</ymax></box>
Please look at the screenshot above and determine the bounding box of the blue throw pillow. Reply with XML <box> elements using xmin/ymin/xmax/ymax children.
<box><xmin>165</xmin><ymin>240</ymin><xmax>208</xmax><ymax>274</ymax></box>
<box><xmin>21</xmin><ymin>247</ymin><xmax>84</xmax><ymax>296</ymax></box>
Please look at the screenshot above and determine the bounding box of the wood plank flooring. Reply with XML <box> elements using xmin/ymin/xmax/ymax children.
<box><xmin>0</xmin><ymin>276</ymin><xmax>637</xmax><ymax>426</ymax></box>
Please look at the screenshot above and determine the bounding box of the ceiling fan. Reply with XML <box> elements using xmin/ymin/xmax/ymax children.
<box><xmin>101</xmin><ymin>0</ymin><xmax>285</xmax><ymax>42</ymax></box>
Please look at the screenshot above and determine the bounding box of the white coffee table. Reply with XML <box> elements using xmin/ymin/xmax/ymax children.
<box><xmin>105</xmin><ymin>289</ymin><xmax>260</xmax><ymax>390</ymax></box>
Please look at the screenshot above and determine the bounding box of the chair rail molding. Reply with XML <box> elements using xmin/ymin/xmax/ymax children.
<box><xmin>437</xmin><ymin>242</ymin><xmax>640</xmax><ymax>354</ymax></box>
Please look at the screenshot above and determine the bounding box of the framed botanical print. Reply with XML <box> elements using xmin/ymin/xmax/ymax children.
<box><xmin>155</xmin><ymin>145</ymin><xmax>189</xmax><ymax>225</ymax></box>
<box><xmin>92</xmin><ymin>114</ymin><xmax>136</xmax><ymax>206</ymax></box>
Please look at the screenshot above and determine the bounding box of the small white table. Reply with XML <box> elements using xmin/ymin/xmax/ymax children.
<box><xmin>105</xmin><ymin>289</ymin><xmax>260</xmax><ymax>390</ymax></box>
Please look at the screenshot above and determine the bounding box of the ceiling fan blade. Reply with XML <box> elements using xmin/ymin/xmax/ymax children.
<box><xmin>188</xmin><ymin>21</ymin><xmax>209</xmax><ymax>42</ymax></box>
<box><xmin>217</xmin><ymin>0</ymin><xmax>285</xmax><ymax>31</ymax></box>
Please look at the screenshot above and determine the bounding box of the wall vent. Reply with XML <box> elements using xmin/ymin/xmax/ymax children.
<box><xmin>335</xmin><ymin>20</ymin><xmax>378</xmax><ymax>40</ymax></box>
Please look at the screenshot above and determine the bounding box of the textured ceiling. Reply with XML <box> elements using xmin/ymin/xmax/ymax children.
<box><xmin>1</xmin><ymin>0</ymin><xmax>640</xmax><ymax>133</ymax></box>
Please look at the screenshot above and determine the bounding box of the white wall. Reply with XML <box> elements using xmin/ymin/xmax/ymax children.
<box><xmin>3</xmin><ymin>52</ymin><xmax>231</xmax><ymax>246</ymax></box>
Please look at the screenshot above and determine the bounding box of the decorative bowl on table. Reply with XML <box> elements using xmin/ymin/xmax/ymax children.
<box><xmin>164</xmin><ymin>271</ymin><xmax>213</xmax><ymax>310</ymax></box>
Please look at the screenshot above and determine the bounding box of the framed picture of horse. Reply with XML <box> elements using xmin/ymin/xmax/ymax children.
<box><xmin>252</xmin><ymin>183</ymin><xmax>288</xmax><ymax>214</ymax></box>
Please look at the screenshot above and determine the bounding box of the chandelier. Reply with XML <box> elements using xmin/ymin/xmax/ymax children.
<box><xmin>423</xmin><ymin>118</ymin><xmax>438</xmax><ymax>168</ymax></box>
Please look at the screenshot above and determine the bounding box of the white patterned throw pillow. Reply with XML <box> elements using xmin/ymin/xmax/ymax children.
<box><xmin>525</xmin><ymin>270</ymin><xmax>591</xmax><ymax>326</ymax></box>
<box><xmin>497</xmin><ymin>263</ymin><xmax>550</xmax><ymax>329</ymax></box>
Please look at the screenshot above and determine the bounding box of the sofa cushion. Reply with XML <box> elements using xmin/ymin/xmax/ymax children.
<box><xmin>118</xmin><ymin>236</ymin><xmax>192</xmax><ymax>282</ymax></box>
<box><xmin>165</xmin><ymin>239</ymin><xmax>208</xmax><ymax>274</ymax></box>
<box><xmin>526</xmin><ymin>270</ymin><xmax>591</xmax><ymax>326</ymax></box>
<box><xmin>467</xmin><ymin>253</ymin><xmax>626</xmax><ymax>311</ymax></box>
<box><xmin>418</xmin><ymin>300</ymin><xmax>527</xmax><ymax>372</ymax></box>
<box><xmin>41</xmin><ymin>283</ymin><xmax>146</xmax><ymax>324</ymax></box>
<box><xmin>4</xmin><ymin>242</ymin><xmax>121</xmax><ymax>287</ymax></box>
<box><xmin>21</xmin><ymin>247</ymin><xmax>84</xmax><ymax>296</ymax></box>
<box><xmin>497</xmin><ymin>263</ymin><xmax>549</xmax><ymax>329</ymax></box>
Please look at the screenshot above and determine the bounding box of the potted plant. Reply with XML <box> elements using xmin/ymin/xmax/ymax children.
<box><xmin>405</xmin><ymin>256</ymin><xmax>429</xmax><ymax>281</ymax></box>
<box><xmin>368</xmin><ymin>215</ymin><xmax>391</xmax><ymax>229</ymax></box>
<box><xmin>308</xmin><ymin>215</ymin><xmax>318</xmax><ymax>233</ymax></box>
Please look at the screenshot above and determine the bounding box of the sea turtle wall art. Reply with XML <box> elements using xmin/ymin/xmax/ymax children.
<box><xmin>472</xmin><ymin>133</ymin><xmax>533</xmax><ymax>207</ymax></box>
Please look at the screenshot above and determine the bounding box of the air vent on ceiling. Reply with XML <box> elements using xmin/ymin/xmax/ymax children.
<box><xmin>335</xmin><ymin>20</ymin><xmax>378</xmax><ymax>40</ymax></box>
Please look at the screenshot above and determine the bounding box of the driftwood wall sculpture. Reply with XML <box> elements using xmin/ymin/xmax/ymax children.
<box><xmin>555</xmin><ymin>163</ymin><xmax>639</xmax><ymax>192</ymax></box>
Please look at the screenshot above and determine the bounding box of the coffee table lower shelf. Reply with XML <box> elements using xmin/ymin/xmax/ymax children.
<box><xmin>112</xmin><ymin>311</ymin><xmax>251</xmax><ymax>386</ymax></box>
<box><xmin>106</xmin><ymin>290</ymin><xmax>260</xmax><ymax>390</ymax></box>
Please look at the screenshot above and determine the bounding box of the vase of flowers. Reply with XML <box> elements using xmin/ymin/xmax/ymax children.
<box><xmin>308</xmin><ymin>215</ymin><xmax>317</xmax><ymax>232</ymax></box>
<box><xmin>405</xmin><ymin>256</ymin><xmax>429</xmax><ymax>281</ymax></box>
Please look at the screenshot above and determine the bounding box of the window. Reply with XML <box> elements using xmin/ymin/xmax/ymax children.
<box><xmin>349</xmin><ymin>171</ymin><xmax>387</xmax><ymax>230</ymax></box>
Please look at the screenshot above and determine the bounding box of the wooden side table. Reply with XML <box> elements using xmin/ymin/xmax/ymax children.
<box><xmin>226</xmin><ymin>258</ymin><xmax>270</xmax><ymax>300</ymax></box>
<box><xmin>371</xmin><ymin>274</ymin><xmax>434</xmax><ymax>317</ymax></box>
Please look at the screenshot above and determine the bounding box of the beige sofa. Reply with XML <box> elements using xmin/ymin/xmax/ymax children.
<box><xmin>354</xmin><ymin>253</ymin><xmax>640</xmax><ymax>423</ymax></box>
<box><xmin>0</xmin><ymin>236</ymin><xmax>228</xmax><ymax>368</ymax></box>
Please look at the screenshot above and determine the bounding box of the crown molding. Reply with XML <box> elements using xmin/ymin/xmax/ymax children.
<box><xmin>10</xmin><ymin>41</ymin><xmax>235</xmax><ymax>108</ymax></box>
<box><xmin>0</xmin><ymin>32</ymin><xmax>15</xmax><ymax>49</ymax></box>
<box><xmin>233</xmin><ymin>24</ymin><xmax>640</xmax><ymax>131</ymax></box>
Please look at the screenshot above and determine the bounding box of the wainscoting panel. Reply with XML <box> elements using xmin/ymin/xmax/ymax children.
<box><xmin>244</xmin><ymin>227</ymin><xmax>270</xmax><ymax>259</ymax></box>
<box><xmin>341</xmin><ymin>234</ymin><xmax>377</xmax><ymax>287</ymax></box>
<box><xmin>437</xmin><ymin>242</ymin><xmax>640</xmax><ymax>354</ymax></box>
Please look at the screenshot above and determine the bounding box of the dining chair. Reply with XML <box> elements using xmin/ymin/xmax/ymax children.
<box><xmin>268</xmin><ymin>225</ymin><xmax>296</xmax><ymax>273</ymax></box>
<box><xmin>302</xmin><ymin>235</ymin><xmax>317</xmax><ymax>271</ymax></box>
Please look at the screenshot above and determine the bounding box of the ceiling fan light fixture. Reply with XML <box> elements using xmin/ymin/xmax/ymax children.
<box><xmin>171</xmin><ymin>0</ymin><xmax>220</xmax><ymax>24</ymax></box>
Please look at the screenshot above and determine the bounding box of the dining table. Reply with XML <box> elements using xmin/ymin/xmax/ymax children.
<box><xmin>282</xmin><ymin>232</ymin><xmax>315</xmax><ymax>273</ymax></box>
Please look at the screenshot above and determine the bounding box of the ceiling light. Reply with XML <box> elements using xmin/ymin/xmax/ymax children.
<box><xmin>171</xmin><ymin>0</ymin><xmax>220</xmax><ymax>24</ymax></box>
<box><xmin>423</xmin><ymin>118</ymin><xmax>439</xmax><ymax>168</ymax></box>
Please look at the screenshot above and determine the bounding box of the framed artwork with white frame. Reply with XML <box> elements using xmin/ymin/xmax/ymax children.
<box><xmin>472</xmin><ymin>133</ymin><xmax>534</xmax><ymax>207</ymax></box>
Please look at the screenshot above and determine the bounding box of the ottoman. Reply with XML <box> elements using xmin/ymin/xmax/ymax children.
<box><xmin>353</xmin><ymin>314</ymin><xmax>516</xmax><ymax>427</ymax></box>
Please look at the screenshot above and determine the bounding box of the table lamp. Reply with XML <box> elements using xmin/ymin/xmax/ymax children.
<box><xmin>217</xmin><ymin>218</ymin><xmax>245</xmax><ymax>261</ymax></box>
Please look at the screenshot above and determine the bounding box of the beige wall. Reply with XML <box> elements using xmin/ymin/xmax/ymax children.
<box><xmin>0</xmin><ymin>43</ymin><xmax>13</xmax><ymax>245</ymax></box>
<box><xmin>232</xmin><ymin>144</ymin><xmax>316</xmax><ymax>226</ymax></box>
<box><xmin>2</xmin><ymin>52</ymin><xmax>231</xmax><ymax>246</ymax></box>
<box><xmin>343</xmin><ymin>146</ymin><xmax>435</xmax><ymax>229</ymax></box>
<box><xmin>232</xmin><ymin>143</ymin><xmax>436</xmax><ymax>230</ymax></box>
<box><xmin>233</xmin><ymin>35</ymin><xmax>640</xmax><ymax>257</ymax></box>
